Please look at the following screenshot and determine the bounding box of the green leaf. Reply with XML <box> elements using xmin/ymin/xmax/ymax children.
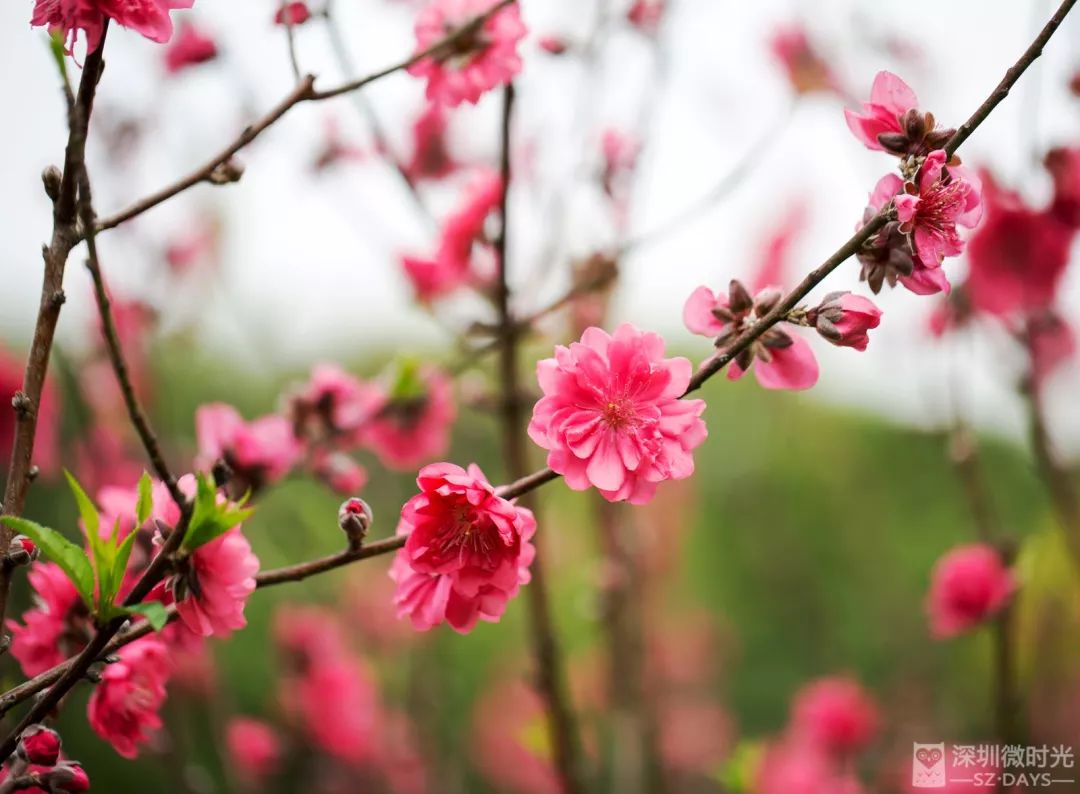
<box><xmin>387</xmin><ymin>357</ymin><xmax>427</xmax><ymax>401</ymax></box>
<box><xmin>1</xmin><ymin>517</ymin><xmax>94</xmax><ymax>609</ymax></box>
<box><xmin>136</xmin><ymin>472</ymin><xmax>154</xmax><ymax>527</ymax></box>
<box><xmin>47</xmin><ymin>32</ymin><xmax>69</xmax><ymax>86</ymax></box>
<box><xmin>64</xmin><ymin>470</ymin><xmax>99</xmax><ymax>539</ymax></box>
<box><xmin>118</xmin><ymin>602</ymin><xmax>170</xmax><ymax>632</ymax></box>
<box><xmin>112</xmin><ymin>524</ymin><xmax>139</xmax><ymax>601</ymax></box>
<box><xmin>180</xmin><ymin>473</ymin><xmax>254</xmax><ymax>553</ymax></box>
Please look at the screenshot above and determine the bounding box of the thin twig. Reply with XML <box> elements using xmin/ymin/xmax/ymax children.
<box><xmin>493</xmin><ymin>83</ymin><xmax>587</xmax><ymax>793</ymax></box>
<box><xmin>279</xmin><ymin>0</ymin><xmax>303</xmax><ymax>82</ymax></box>
<box><xmin>93</xmin><ymin>0</ymin><xmax>516</xmax><ymax>234</ymax></box>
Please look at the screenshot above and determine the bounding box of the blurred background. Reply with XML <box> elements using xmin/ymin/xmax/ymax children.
<box><xmin>1</xmin><ymin>0</ymin><xmax>1080</xmax><ymax>791</ymax></box>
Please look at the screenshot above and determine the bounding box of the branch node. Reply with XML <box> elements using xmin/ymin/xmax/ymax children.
<box><xmin>10</xmin><ymin>393</ymin><xmax>33</xmax><ymax>422</ymax></box>
<box><xmin>40</xmin><ymin>167</ymin><xmax>62</xmax><ymax>203</ymax></box>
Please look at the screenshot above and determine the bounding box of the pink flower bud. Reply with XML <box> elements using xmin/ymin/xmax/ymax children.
<box><xmin>927</xmin><ymin>544</ymin><xmax>1014</xmax><ymax>638</ymax></box>
<box><xmin>813</xmin><ymin>293</ymin><xmax>882</xmax><ymax>351</ymax></box>
<box><xmin>7</xmin><ymin>535</ymin><xmax>39</xmax><ymax>566</ymax></box>
<box><xmin>19</xmin><ymin>724</ymin><xmax>61</xmax><ymax>766</ymax></box>
<box><xmin>274</xmin><ymin>2</ymin><xmax>311</xmax><ymax>26</ymax></box>
<box><xmin>338</xmin><ymin>497</ymin><xmax>373</xmax><ymax>547</ymax></box>
<box><xmin>45</xmin><ymin>762</ymin><xmax>90</xmax><ymax>793</ymax></box>
<box><xmin>538</xmin><ymin>35</ymin><xmax>568</xmax><ymax>55</ymax></box>
<box><xmin>790</xmin><ymin>677</ymin><xmax>879</xmax><ymax>756</ymax></box>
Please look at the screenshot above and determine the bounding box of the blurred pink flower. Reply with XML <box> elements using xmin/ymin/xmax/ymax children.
<box><xmin>895</xmin><ymin>150</ymin><xmax>983</xmax><ymax>271</ymax></box>
<box><xmin>537</xmin><ymin>35</ymin><xmax>568</xmax><ymax>55</ymax></box>
<box><xmin>312</xmin><ymin>117</ymin><xmax>367</xmax><ymax>172</ymax></box>
<box><xmin>1045</xmin><ymin>145</ymin><xmax>1080</xmax><ymax>227</ymax></box>
<box><xmin>405</xmin><ymin>104</ymin><xmax>458</xmax><ymax>182</ymax></box>
<box><xmin>472</xmin><ymin>679</ymin><xmax>560</xmax><ymax>794</ymax></box>
<box><xmin>32</xmin><ymin>0</ymin><xmax>195</xmax><ymax>55</ymax></box>
<box><xmin>274</xmin><ymin>2</ymin><xmax>310</xmax><ymax>25</ymax></box>
<box><xmin>844</xmin><ymin>71</ymin><xmax>918</xmax><ymax>152</ymax></box>
<box><xmin>1027</xmin><ymin>313</ymin><xmax>1077</xmax><ymax>385</ymax></box>
<box><xmin>0</xmin><ymin>345</ymin><xmax>60</xmax><ymax>478</ymax></box>
<box><xmin>312</xmin><ymin>450</ymin><xmax>368</xmax><ymax>495</ymax></box>
<box><xmin>927</xmin><ymin>544</ymin><xmax>1014</xmax><ymax>638</ymax></box>
<box><xmin>756</xmin><ymin>737</ymin><xmax>865</xmax><ymax>794</ymax></box>
<box><xmin>286</xmin><ymin>363</ymin><xmax>379</xmax><ymax>447</ymax></box>
<box><xmin>408</xmin><ymin>0</ymin><xmax>527</xmax><ymax>107</ymax></box>
<box><xmin>658</xmin><ymin>700</ymin><xmax>732</xmax><ymax>774</ymax></box>
<box><xmin>195</xmin><ymin>403</ymin><xmax>301</xmax><ymax>495</ymax></box>
<box><xmin>627</xmin><ymin>0</ymin><xmax>665</xmax><ymax>34</ymax></box>
<box><xmin>790</xmin><ymin>677</ymin><xmax>879</xmax><ymax>756</ymax></box>
<box><xmin>965</xmin><ymin>174</ymin><xmax>1072</xmax><ymax>317</ymax></box>
<box><xmin>87</xmin><ymin>636</ymin><xmax>171</xmax><ymax>758</ymax></box>
<box><xmin>769</xmin><ymin>24</ymin><xmax>840</xmax><ymax>96</ymax></box>
<box><xmin>751</xmin><ymin>200</ymin><xmax>808</xmax><ymax>293</ymax></box>
<box><xmin>163</xmin><ymin>21</ymin><xmax>217</xmax><ymax>73</ymax></box>
<box><xmin>7</xmin><ymin>563</ymin><xmax>88</xmax><ymax>677</ymax></box>
<box><xmin>529</xmin><ymin>324</ymin><xmax>707</xmax><ymax>504</ymax></box>
<box><xmin>390</xmin><ymin>463</ymin><xmax>535</xmax><ymax>632</ymax></box>
<box><xmin>226</xmin><ymin>717</ymin><xmax>283</xmax><ymax>786</ymax></box>
<box><xmin>161</xmin><ymin>527</ymin><xmax>259</xmax><ymax>637</ymax></box>
<box><xmin>363</xmin><ymin>366</ymin><xmax>455</xmax><ymax>470</ymax></box>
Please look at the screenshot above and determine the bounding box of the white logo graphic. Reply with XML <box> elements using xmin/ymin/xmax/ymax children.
<box><xmin>912</xmin><ymin>742</ymin><xmax>946</xmax><ymax>788</ymax></box>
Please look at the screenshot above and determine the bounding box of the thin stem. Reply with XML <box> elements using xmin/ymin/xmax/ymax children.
<box><xmin>493</xmin><ymin>84</ymin><xmax>587</xmax><ymax>794</ymax></box>
<box><xmin>279</xmin><ymin>0</ymin><xmax>303</xmax><ymax>82</ymax></box>
<box><xmin>0</xmin><ymin>28</ymin><xmax>109</xmax><ymax>633</ymax></box>
<box><xmin>93</xmin><ymin>0</ymin><xmax>516</xmax><ymax>234</ymax></box>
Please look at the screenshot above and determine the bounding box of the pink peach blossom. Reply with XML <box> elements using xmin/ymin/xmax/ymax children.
<box><xmin>405</xmin><ymin>103</ymin><xmax>458</xmax><ymax>182</ymax></box>
<box><xmin>812</xmin><ymin>293</ymin><xmax>883</xmax><ymax>352</ymax></box>
<box><xmin>408</xmin><ymin>0</ymin><xmax>526</xmax><ymax>107</ymax></box>
<box><xmin>769</xmin><ymin>24</ymin><xmax>840</xmax><ymax>96</ymax></box>
<box><xmin>927</xmin><ymin>544</ymin><xmax>1014</xmax><ymax>638</ymax></box>
<box><xmin>163</xmin><ymin>21</ymin><xmax>217</xmax><ymax>73</ymax></box>
<box><xmin>32</xmin><ymin>0</ymin><xmax>195</xmax><ymax>55</ymax></box>
<box><xmin>529</xmin><ymin>324</ymin><xmax>707</xmax><ymax>504</ymax></box>
<box><xmin>162</xmin><ymin>527</ymin><xmax>259</xmax><ymax>637</ymax></box>
<box><xmin>86</xmin><ymin>636</ymin><xmax>171</xmax><ymax>758</ymax></box>
<box><xmin>273</xmin><ymin>2</ymin><xmax>310</xmax><ymax>25</ymax></box>
<box><xmin>312</xmin><ymin>450</ymin><xmax>368</xmax><ymax>495</ymax></box>
<box><xmin>286</xmin><ymin>363</ymin><xmax>379</xmax><ymax>447</ymax></box>
<box><xmin>390</xmin><ymin>463</ymin><xmax>535</xmax><ymax>632</ymax></box>
<box><xmin>226</xmin><ymin>718</ymin><xmax>282</xmax><ymax>785</ymax></box>
<box><xmin>363</xmin><ymin>366</ymin><xmax>455</xmax><ymax>470</ymax></box>
<box><xmin>1045</xmin><ymin>145</ymin><xmax>1080</xmax><ymax>227</ymax></box>
<box><xmin>727</xmin><ymin>330</ymin><xmax>819</xmax><ymax>390</ymax></box>
<box><xmin>756</xmin><ymin>738</ymin><xmax>865</xmax><ymax>794</ymax></box>
<box><xmin>751</xmin><ymin>200</ymin><xmax>808</xmax><ymax>292</ymax></box>
<box><xmin>894</xmin><ymin>150</ymin><xmax>982</xmax><ymax>271</ymax></box>
<box><xmin>7</xmin><ymin>563</ymin><xmax>88</xmax><ymax>677</ymax></box>
<box><xmin>195</xmin><ymin>403</ymin><xmax>301</xmax><ymax>495</ymax></box>
<box><xmin>627</xmin><ymin>0</ymin><xmax>665</xmax><ymax>34</ymax></box>
<box><xmin>790</xmin><ymin>677</ymin><xmax>880</xmax><ymax>756</ymax></box>
<box><xmin>1027</xmin><ymin>313</ymin><xmax>1076</xmax><ymax>385</ymax></box>
<box><xmin>844</xmin><ymin>71</ymin><xmax>918</xmax><ymax>152</ymax></box>
<box><xmin>965</xmin><ymin>174</ymin><xmax>1072</xmax><ymax>317</ymax></box>
<box><xmin>472</xmin><ymin>679</ymin><xmax>560</xmax><ymax>794</ymax></box>
<box><xmin>0</xmin><ymin>345</ymin><xmax>60</xmax><ymax>478</ymax></box>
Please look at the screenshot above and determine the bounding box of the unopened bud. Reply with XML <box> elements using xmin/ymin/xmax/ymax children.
<box><xmin>753</xmin><ymin>286</ymin><xmax>783</xmax><ymax>317</ymax></box>
<box><xmin>208</xmin><ymin>158</ymin><xmax>245</xmax><ymax>185</ymax></box>
<box><xmin>42</xmin><ymin>166</ymin><xmax>63</xmax><ymax>201</ymax></box>
<box><xmin>6</xmin><ymin>535</ymin><xmax>39</xmax><ymax>566</ymax></box>
<box><xmin>44</xmin><ymin>762</ymin><xmax>90</xmax><ymax>793</ymax></box>
<box><xmin>728</xmin><ymin>279</ymin><xmax>753</xmax><ymax>314</ymax></box>
<box><xmin>18</xmin><ymin>724</ymin><xmax>61</xmax><ymax>766</ymax></box>
<box><xmin>212</xmin><ymin>458</ymin><xmax>233</xmax><ymax>488</ymax></box>
<box><xmin>338</xmin><ymin>497</ymin><xmax>372</xmax><ymax>549</ymax></box>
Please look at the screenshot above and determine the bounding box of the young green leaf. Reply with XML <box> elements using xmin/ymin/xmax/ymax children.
<box><xmin>111</xmin><ymin>523</ymin><xmax>140</xmax><ymax>602</ymax></box>
<box><xmin>136</xmin><ymin>472</ymin><xmax>154</xmax><ymax>527</ymax></box>
<box><xmin>118</xmin><ymin>601</ymin><xmax>170</xmax><ymax>632</ymax></box>
<box><xmin>0</xmin><ymin>517</ymin><xmax>94</xmax><ymax>609</ymax></box>
<box><xmin>180</xmin><ymin>473</ymin><xmax>255</xmax><ymax>553</ymax></box>
<box><xmin>64</xmin><ymin>470</ymin><xmax>100</xmax><ymax>539</ymax></box>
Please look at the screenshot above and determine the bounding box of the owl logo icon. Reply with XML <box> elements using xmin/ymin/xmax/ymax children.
<box><xmin>912</xmin><ymin>742</ymin><xmax>946</xmax><ymax>788</ymax></box>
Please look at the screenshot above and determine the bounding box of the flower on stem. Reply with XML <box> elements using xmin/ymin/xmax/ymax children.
<box><xmin>285</xmin><ymin>363</ymin><xmax>378</xmax><ymax>448</ymax></box>
<box><xmin>7</xmin><ymin>563</ymin><xmax>91</xmax><ymax>677</ymax></box>
<box><xmin>844</xmin><ymin>71</ymin><xmax>953</xmax><ymax>156</ymax></box>
<box><xmin>195</xmin><ymin>403</ymin><xmax>301</xmax><ymax>498</ymax></box>
<box><xmin>408</xmin><ymin>0</ymin><xmax>527</xmax><ymax>107</ymax></box>
<box><xmin>684</xmin><ymin>281</ymin><xmax>819</xmax><ymax>390</ymax></box>
<box><xmin>86</xmin><ymin>636</ymin><xmax>172</xmax><ymax>758</ymax></box>
<box><xmin>18</xmin><ymin>725</ymin><xmax>62</xmax><ymax>767</ymax></box>
<box><xmin>390</xmin><ymin>463</ymin><xmax>536</xmax><ymax>632</ymax></box>
<box><xmin>529</xmin><ymin>323</ymin><xmax>707</xmax><ymax>503</ymax></box>
<box><xmin>226</xmin><ymin>717</ymin><xmax>283</xmax><ymax>786</ymax></box>
<box><xmin>927</xmin><ymin>544</ymin><xmax>1014</xmax><ymax>638</ymax></box>
<box><xmin>32</xmin><ymin>0</ymin><xmax>195</xmax><ymax>55</ymax></box>
<box><xmin>808</xmin><ymin>292</ymin><xmax>882</xmax><ymax>351</ymax></box>
<box><xmin>769</xmin><ymin>24</ymin><xmax>840</xmax><ymax>96</ymax></box>
<box><xmin>163</xmin><ymin>22</ymin><xmax>218</xmax><ymax>73</ymax></box>
<box><xmin>363</xmin><ymin>364</ymin><xmax>455</xmax><ymax>470</ymax></box>
<box><xmin>894</xmin><ymin>150</ymin><xmax>982</xmax><ymax>273</ymax></box>
<box><xmin>274</xmin><ymin>1</ymin><xmax>311</xmax><ymax>26</ymax></box>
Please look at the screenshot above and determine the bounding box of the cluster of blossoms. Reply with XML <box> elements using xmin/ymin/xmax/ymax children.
<box><xmin>0</xmin><ymin>726</ymin><xmax>90</xmax><ymax>792</ymax></box>
<box><xmin>756</xmin><ymin>677</ymin><xmax>879</xmax><ymax>794</ymax></box>
<box><xmin>31</xmin><ymin>0</ymin><xmax>194</xmax><ymax>53</ymax></box>
<box><xmin>408</xmin><ymin>0</ymin><xmax>527</xmax><ymax>107</ymax></box>
<box><xmin>390</xmin><ymin>463</ymin><xmax>535</xmax><ymax>631</ymax></box>
<box><xmin>847</xmin><ymin>72</ymin><xmax>983</xmax><ymax>295</ymax></box>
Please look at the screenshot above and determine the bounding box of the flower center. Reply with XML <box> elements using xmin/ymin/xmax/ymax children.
<box><xmin>602</xmin><ymin>398</ymin><xmax>636</xmax><ymax>429</ymax></box>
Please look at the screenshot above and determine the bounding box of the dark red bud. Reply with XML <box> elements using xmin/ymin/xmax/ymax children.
<box><xmin>19</xmin><ymin>724</ymin><xmax>61</xmax><ymax>766</ymax></box>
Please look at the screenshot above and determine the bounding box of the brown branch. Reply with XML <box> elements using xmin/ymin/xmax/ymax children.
<box><xmin>0</xmin><ymin>28</ymin><xmax>110</xmax><ymax>633</ymax></box>
<box><xmin>493</xmin><ymin>83</ymin><xmax>587</xmax><ymax>793</ymax></box>
<box><xmin>92</xmin><ymin>0</ymin><xmax>516</xmax><ymax>234</ymax></box>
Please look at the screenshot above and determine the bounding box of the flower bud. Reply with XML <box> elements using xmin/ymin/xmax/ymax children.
<box><xmin>18</xmin><ymin>724</ymin><xmax>61</xmax><ymax>766</ymax></box>
<box><xmin>6</xmin><ymin>535</ymin><xmax>39</xmax><ymax>566</ymax></box>
<box><xmin>338</xmin><ymin>497</ymin><xmax>373</xmax><ymax>549</ymax></box>
<box><xmin>728</xmin><ymin>279</ymin><xmax>753</xmax><ymax>314</ymax></box>
<box><xmin>44</xmin><ymin>762</ymin><xmax>90</xmax><ymax>793</ymax></box>
<box><xmin>538</xmin><ymin>35</ymin><xmax>568</xmax><ymax>55</ymax></box>
<box><xmin>813</xmin><ymin>292</ymin><xmax>882</xmax><ymax>351</ymax></box>
<box><xmin>41</xmin><ymin>166</ymin><xmax>63</xmax><ymax>201</ymax></box>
